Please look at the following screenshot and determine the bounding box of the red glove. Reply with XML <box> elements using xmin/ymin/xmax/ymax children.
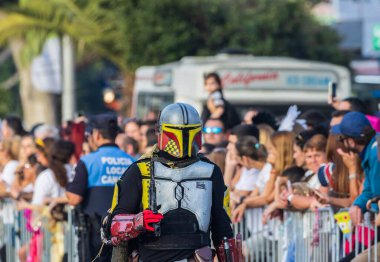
<box><xmin>142</xmin><ymin>209</ymin><xmax>163</xmax><ymax>231</ymax></box>
<box><xmin>110</xmin><ymin>210</ymin><xmax>163</xmax><ymax>245</ymax></box>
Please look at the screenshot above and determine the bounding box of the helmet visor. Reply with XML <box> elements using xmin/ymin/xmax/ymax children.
<box><xmin>159</xmin><ymin>123</ymin><xmax>202</xmax><ymax>158</ymax></box>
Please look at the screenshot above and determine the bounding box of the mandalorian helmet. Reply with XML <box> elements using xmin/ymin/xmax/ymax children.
<box><xmin>157</xmin><ymin>103</ymin><xmax>202</xmax><ymax>158</ymax></box>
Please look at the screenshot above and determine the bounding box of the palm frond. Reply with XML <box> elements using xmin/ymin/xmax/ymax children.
<box><xmin>0</xmin><ymin>0</ymin><xmax>127</xmax><ymax>68</ymax></box>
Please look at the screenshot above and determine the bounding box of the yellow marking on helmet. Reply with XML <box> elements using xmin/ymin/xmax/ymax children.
<box><xmin>161</xmin><ymin>123</ymin><xmax>202</xmax><ymax>158</ymax></box>
<box><xmin>165</xmin><ymin>139</ymin><xmax>180</xmax><ymax>157</ymax></box>
<box><xmin>161</xmin><ymin>126</ymin><xmax>184</xmax><ymax>157</ymax></box>
<box><xmin>188</xmin><ymin>126</ymin><xmax>202</xmax><ymax>156</ymax></box>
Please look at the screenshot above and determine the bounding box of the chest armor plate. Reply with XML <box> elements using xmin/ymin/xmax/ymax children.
<box><xmin>154</xmin><ymin>160</ymin><xmax>214</xmax><ymax>233</ymax></box>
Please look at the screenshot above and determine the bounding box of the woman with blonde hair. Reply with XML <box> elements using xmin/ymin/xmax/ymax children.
<box><xmin>257</xmin><ymin>124</ymin><xmax>274</xmax><ymax>150</ymax></box>
<box><xmin>0</xmin><ymin>137</ymin><xmax>21</xmax><ymax>197</ymax></box>
<box><xmin>232</xmin><ymin>131</ymin><xmax>294</xmax><ymax>222</ymax></box>
<box><xmin>268</xmin><ymin>131</ymin><xmax>294</xmax><ymax>174</ymax></box>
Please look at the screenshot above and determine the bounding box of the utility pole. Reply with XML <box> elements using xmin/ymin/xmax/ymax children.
<box><xmin>62</xmin><ymin>34</ymin><xmax>76</xmax><ymax>122</ymax></box>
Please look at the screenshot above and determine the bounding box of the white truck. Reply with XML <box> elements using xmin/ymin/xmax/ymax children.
<box><xmin>131</xmin><ymin>54</ymin><xmax>352</xmax><ymax>118</ymax></box>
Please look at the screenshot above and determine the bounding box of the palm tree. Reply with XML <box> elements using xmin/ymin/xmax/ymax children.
<box><xmin>0</xmin><ymin>0</ymin><xmax>127</xmax><ymax>126</ymax></box>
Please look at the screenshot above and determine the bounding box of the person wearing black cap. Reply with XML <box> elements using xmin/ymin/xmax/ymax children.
<box><xmin>66</xmin><ymin>114</ymin><xmax>135</xmax><ymax>261</ymax></box>
<box><xmin>331</xmin><ymin>112</ymin><xmax>378</xmax><ymax>227</ymax></box>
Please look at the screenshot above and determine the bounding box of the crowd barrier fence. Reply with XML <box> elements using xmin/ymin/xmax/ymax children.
<box><xmin>0</xmin><ymin>199</ymin><xmax>378</xmax><ymax>262</ymax></box>
<box><xmin>232</xmin><ymin>207</ymin><xmax>379</xmax><ymax>262</ymax></box>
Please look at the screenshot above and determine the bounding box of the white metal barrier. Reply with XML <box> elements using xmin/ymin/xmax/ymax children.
<box><xmin>233</xmin><ymin>207</ymin><xmax>379</xmax><ymax>262</ymax></box>
<box><xmin>0</xmin><ymin>199</ymin><xmax>78</xmax><ymax>262</ymax></box>
<box><xmin>1</xmin><ymin>199</ymin><xmax>379</xmax><ymax>262</ymax></box>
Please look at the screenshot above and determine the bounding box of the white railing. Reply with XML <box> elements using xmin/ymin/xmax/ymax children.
<box><xmin>1</xmin><ymin>199</ymin><xmax>378</xmax><ymax>262</ymax></box>
<box><xmin>233</xmin><ymin>207</ymin><xmax>378</xmax><ymax>262</ymax></box>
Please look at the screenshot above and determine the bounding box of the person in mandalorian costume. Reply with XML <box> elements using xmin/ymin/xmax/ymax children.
<box><xmin>102</xmin><ymin>103</ymin><xmax>242</xmax><ymax>262</ymax></box>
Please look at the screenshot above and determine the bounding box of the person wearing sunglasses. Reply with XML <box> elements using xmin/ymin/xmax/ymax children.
<box><xmin>203</xmin><ymin>118</ymin><xmax>227</xmax><ymax>147</ymax></box>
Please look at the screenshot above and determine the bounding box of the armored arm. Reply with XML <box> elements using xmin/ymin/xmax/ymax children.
<box><xmin>110</xmin><ymin>210</ymin><xmax>163</xmax><ymax>246</ymax></box>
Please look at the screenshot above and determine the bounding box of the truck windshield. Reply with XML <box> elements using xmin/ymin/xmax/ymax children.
<box><xmin>136</xmin><ymin>92</ymin><xmax>174</xmax><ymax>119</ymax></box>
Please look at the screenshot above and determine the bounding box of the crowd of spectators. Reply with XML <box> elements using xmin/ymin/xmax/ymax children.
<box><xmin>0</xmin><ymin>115</ymin><xmax>158</xmax><ymax>261</ymax></box>
<box><xmin>200</xmin><ymin>72</ymin><xmax>380</xmax><ymax>260</ymax></box>
<box><xmin>0</xmin><ymin>72</ymin><xmax>380</xmax><ymax>261</ymax></box>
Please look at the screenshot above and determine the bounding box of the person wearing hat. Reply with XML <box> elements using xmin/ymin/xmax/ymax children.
<box><xmin>66</xmin><ymin>114</ymin><xmax>134</xmax><ymax>261</ymax></box>
<box><xmin>331</xmin><ymin>112</ymin><xmax>378</xmax><ymax>226</ymax></box>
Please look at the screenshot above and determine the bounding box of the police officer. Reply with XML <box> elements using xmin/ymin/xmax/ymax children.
<box><xmin>106</xmin><ymin>103</ymin><xmax>234</xmax><ymax>262</ymax></box>
<box><xmin>66</xmin><ymin>114</ymin><xmax>134</xmax><ymax>261</ymax></box>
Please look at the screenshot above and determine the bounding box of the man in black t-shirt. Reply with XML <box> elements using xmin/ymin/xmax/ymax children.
<box><xmin>107</xmin><ymin>103</ymin><xmax>233</xmax><ymax>262</ymax></box>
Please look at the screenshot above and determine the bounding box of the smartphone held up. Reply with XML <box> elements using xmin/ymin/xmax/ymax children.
<box><xmin>328</xmin><ymin>81</ymin><xmax>337</xmax><ymax>100</ymax></box>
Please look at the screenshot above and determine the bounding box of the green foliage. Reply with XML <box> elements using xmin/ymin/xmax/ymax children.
<box><xmin>228</xmin><ymin>0</ymin><xmax>345</xmax><ymax>64</ymax></box>
<box><xmin>0</xmin><ymin>55</ymin><xmax>20</xmax><ymax>117</ymax></box>
<box><xmin>109</xmin><ymin>0</ymin><xmax>345</xmax><ymax>68</ymax></box>
<box><xmin>0</xmin><ymin>0</ymin><xmax>345</xmax><ymax>69</ymax></box>
<box><xmin>0</xmin><ymin>88</ymin><xmax>12</xmax><ymax>118</ymax></box>
<box><xmin>0</xmin><ymin>0</ymin><xmax>127</xmax><ymax>68</ymax></box>
<box><xmin>114</xmin><ymin>0</ymin><xmax>235</xmax><ymax>68</ymax></box>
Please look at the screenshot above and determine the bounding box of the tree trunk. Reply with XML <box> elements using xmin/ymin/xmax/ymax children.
<box><xmin>121</xmin><ymin>70</ymin><xmax>135</xmax><ymax>117</ymax></box>
<box><xmin>9</xmin><ymin>39</ymin><xmax>57</xmax><ymax>129</ymax></box>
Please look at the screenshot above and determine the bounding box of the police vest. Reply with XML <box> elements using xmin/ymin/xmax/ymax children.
<box><xmin>82</xmin><ymin>146</ymin><xmax>134</xmax><ymax>188</ymax></box>
<box><xmin>137</xmin><ymin>159</ymin><xmax>213</xmax><ymax>250</ymax></box>
<box><xmin>81</xmin><ymin>145</ymin><xmax>134</xmax><ymax>215</ymax></box>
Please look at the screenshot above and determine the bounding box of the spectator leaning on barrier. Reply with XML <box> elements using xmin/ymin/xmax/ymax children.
<box><xmin>330</xmin><ymin>112</ymin><xmax>378</xmax><ymax>226</ymax></box>
<box><xmin>315</xmin><ymin>133</ymin><xmax>364</xmax><ymax>209</ymax></box>
<box><xmin>230</xmin><ymin>136</ymin><xmax>269</xmax><ymax>211</ymax></box>
<box><xmin>232</xmin><ymin>131</ymin><xmax>293</xmax><ymax>222</ymax></box>
<box><xmin>282</xmin><ymin>134</ymin><xmax>327</xmax><ymax>211</ymax></box>
<box><xmin>66</xmin><ymin>114</ymin><xmax>134</xmax><ymax>261</ymax></box>
<box><xmin>17</xmin><ymin>139</ymin><xmax>72</xmax><ymax>208</ymax></box>
<box><xmin>293</xmin><ymin>129</ymin><xmax>320</xmax><ymax>168</ymax></box>
<box><xmin>224</xmin><ymin>124</ymin><xmax>259</xmax><ymax>187</ymax></box>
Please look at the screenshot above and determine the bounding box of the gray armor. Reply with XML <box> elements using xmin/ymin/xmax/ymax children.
<box><xmin>154</xmin><ymin>160</ymin><xmax>214</xmax><ymax>233</ymax></box>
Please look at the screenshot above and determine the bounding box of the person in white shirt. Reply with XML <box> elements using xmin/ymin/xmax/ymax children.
<box><xmin>33</xmin><ymin>138</ymin><xmax>75</xmax><ymax>205</ymax></box>
<box><xmin>17</xmin><ymin>138</ymin><xmax>75</xmax><ymax>208</ymax></box>
<box><xmin>0</xmin><ymin>137</ymin><xmax>21</xmax><ymax>197</ymax></box>
<box><xmin>230</xmin><ymin>136</ymin><xmax>270</xmax><ymax>211</ymax></box>
<box><xmin>232</xmin><ymin>131</ymin><xmax>294</xmax><ymax>223</ymax></box>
